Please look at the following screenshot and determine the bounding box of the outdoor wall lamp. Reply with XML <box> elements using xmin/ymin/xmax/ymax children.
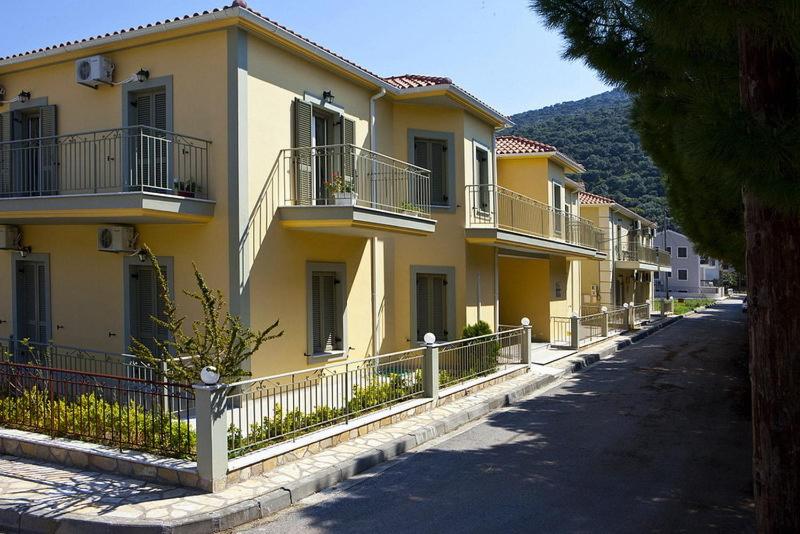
<box><xmin>17</xmin><ymin>91</ymin><xmax>31</xmax><ymax>103</ymax></box>
<box><xmin>0</xmin><ymin>89</ymin><xmax>31</xmax><ymax>106</ymax></box>
<box><xmin>322</xmin><ymin>90</ymin><xmax>335</xmax><ymax>104</ymax></box>
<box><xmin>137</xmin><ymin>248</ymin><xmax>147</xmax><ymax>263</ymax></box>
<box><xmin>136</xmin><ymin>69</ymin><xmax>150</xmax><ymax>83</ymax></box>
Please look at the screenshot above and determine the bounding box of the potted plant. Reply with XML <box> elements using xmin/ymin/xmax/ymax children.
<box><xmin>324</xmin><ymin>173</ymin><xmax>357</xmax><ymax>206</ymax></box>
<box><xmin>174</xmin><ymin>180</ymin><xmax>202</xmax><ymax>198</ymax></box>
<box><xmin>399</xmin><ymin>201</ymin><xmax>423</xmax><ymax>216</ymax></box>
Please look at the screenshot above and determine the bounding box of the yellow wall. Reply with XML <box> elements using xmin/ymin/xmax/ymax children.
<box><xmin>498</xmin><ymin>256</ymin><xmax>550</xmax><ymax>340</ymax></box>
<box><xmin>0</xmin><ymin>30</ymin><xmax>230</xmax><ymax>351</ymax></box>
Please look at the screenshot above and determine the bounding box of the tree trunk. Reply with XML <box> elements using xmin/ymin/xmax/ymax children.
<box><xmin>739</xmin><ymin>28</ymin><xmax>800</xmax><ymax>532</ymax></box>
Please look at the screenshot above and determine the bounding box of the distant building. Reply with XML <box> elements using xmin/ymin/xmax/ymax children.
<box><xmin>653</xmin><ymin>229</ymin><xmax>725</xmax><ymax>298</ymax></box>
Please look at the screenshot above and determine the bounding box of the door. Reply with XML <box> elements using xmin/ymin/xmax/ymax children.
<box><xmin>128</xmin><ymin>264</ymin><xmax>170</xmax><ymax>357</ymax></box>
<box><xmin>416</xmin><ymin>273</ymin><xmax>448</xmax><ymax>341</ymax></box>
<box><xmin>312</xmin><ymin>114</ymin><xmax>330</xmax><ymax>204</ymax></box>
<box><xmin>129</xmin><ymin>88</ymin><xmax>169</xmax><ymax>192</ymax></box>
<box><xmin>15</xmin><ymin>260</ymin><xmax>49</xmax><ymax>356</ymax></box>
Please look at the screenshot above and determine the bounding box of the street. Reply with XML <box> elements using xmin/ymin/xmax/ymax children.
<box><xmin>239</xmin><ymin>300</ymin><xmax>754</xmax><ymax>533</ymax></box>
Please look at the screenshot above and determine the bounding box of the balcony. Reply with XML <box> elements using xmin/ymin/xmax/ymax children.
<box><xmin>277</xmin><ymin>144</ymin><xmax>436</xmax><ymax>236</ymax></box>
<box><xmin>465</xmin><ymin>184</ymin><xmax>605</xmax><ymax>258</ymax></box>
<box><xmin>616</xmin><ymin>242</ymin><xmax>672</xmax><ymax>271</ymax></box>
<box><xmin>0</xmin><ymin>126</ymin><xmax>214</xmax><ymax>224</ymax></box>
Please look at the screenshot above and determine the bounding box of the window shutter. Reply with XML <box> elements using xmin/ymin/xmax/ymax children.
<box><xmin>154</xmin><ymin>264</ymin><xmax>170</xmax><ymax>344</ymax></box>
<box><xmin>324</xmin><ymin>274</ymin><xmax>339</xmax><ymax>351</ymax></box>
<box><xmin>414</xmin><ymin>140</ymin><xmax>429</xmax><ymax>170</ymax></box>
<box><xmin>154</xmin><ymin>92</ymin><xmax>167</xmax><ymax>131</ymax></box>
<box><xmin>39</xmin><ymin>105</ymin><xmax>58</xmax><ymax>195</ymax></box>
<box><xmin>137</xmin><ymin>93</ymin><xmax>153</xmax><ymax>127</ymax></box>
<box><xmin>341</xmin><ymin>117</ymin><xmax>355</xmax><ymax>182</ymax></box>
<box><xmin>36</xmin><ymin>263</ymin><xmax>48</xmax><ymax>343</ymax></box>
<box><xmin>430</xmin><ymin>142</ymin><xmax>446</xmax><ymax>204</ymax></box>
<box><xmin>416</xmin><ymin>274</ymin><xmax>429</xmax><ymax>341</ymax></box>
<box><xmin>0</xmin><ymin>112</ymin><xmax>10</xmax><ymax>194</ymax></box>
<box><xmin>293</xmin><ymin>99</ymin><xmax>313</xmax><ymax>205</ymax></box>
<box><xmin>312</xmin><ymin>273</ymin><xmax>323</xmax><ymax>353</ymax></box>
<box><xmin>431</xmin><ymin>275</ymin><xmax>447</xmax><ymax>340</ymax></box>
<box><xmin>311</xmin><ymin>271</ymin><xmax>340</xmax><ymax>353</ymax></box>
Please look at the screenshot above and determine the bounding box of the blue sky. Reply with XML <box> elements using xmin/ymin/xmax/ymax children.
<box><xmin>0</xmin><ymin>0</ymin><xmax>610</xmax><ymax>115</ymax></box>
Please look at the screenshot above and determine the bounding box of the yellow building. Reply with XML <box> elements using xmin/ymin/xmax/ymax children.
<box><xmin>0</xmin><ymin>4</ymin><xmax>511</xmax><ymax>377</ymax></box>
<box><xmin>486</xmin><ymin>135</ymin><xmax>607</xmax><ymax>342</ymax></box>
<box><xmin>579</xmin><ymin>191</ymin><xmax>671</xmax><ymax>308</ymax></box>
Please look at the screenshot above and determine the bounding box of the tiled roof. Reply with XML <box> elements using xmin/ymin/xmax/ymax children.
<box><xmin>496</xmin><ymin>135</ymin><xmax>557</xmax><ymax>155</ymax></box>
<box><xmin>384</xmin><ymin>74</ymin><xmax>453</xmax><ymax>89</ymax></box>
<box><xmin>579</xmin><ymin>191</ymin><xmax>616</xmax><ymax>205</ymax></box>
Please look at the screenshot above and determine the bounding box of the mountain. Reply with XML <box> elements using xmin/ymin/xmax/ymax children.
<box><xmin>506</xmin><ymin>88</ymin><xmax>668</xmax><ymax>224</ymax></box>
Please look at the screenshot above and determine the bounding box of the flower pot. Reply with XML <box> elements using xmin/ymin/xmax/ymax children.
<box><xmin>333</xmin><ymin>192</ymin><xmax>358</xmax><ymax>206</ymax></box>
<box><xmin>176</xmin><ymin>190</ymin><xmax>196</xmax><ymax>198</ymax></box>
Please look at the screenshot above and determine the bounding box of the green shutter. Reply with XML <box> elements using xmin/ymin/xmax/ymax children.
<box><xmin>130</xmin><ymin>265</ymin><xmax>169</xmax><ymax>355</ymax></box>
<box><xmin>36</xmin><ymin>263</ymin><xmax>48</xmax><ymax>343</ymax></box>
<box><xmin>430</xmin><ymin>141</ymin><xmax>447</xmax><ymax>205</ymax></box>
<box><xmin>293</xmin><ymin>99</ymin><xmax>313</xmax><ymax>205</ymax></box>
<box><xmin>342</xmin><ymin>117</ymin><xmax>356</xmax><ymax>183</ymax></box>
<box><xmin>416</xmin><ymin>274</ymin><xmax>429</xmax><ymax>341</ymax></box>
<box><xmin>311</xmin><ymin>271</ymin><xmax>340</xmax><ymax>353</ymax></box>
<box><xmin>431</xmin><ymin>274</ymin><xmax>447</xmax><ymax>340</ymax></box>
<box><xmin>0</xmin><ymin>112</ymin><xmax>10</xmax><ymax>194</ymax></box>
<box><xmin>39</xmin><ymin>105</ymin><xmax>58</xmax><ymax>194</ymax></box>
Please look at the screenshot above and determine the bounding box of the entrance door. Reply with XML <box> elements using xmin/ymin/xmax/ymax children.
<box><xmin>312</xmin><ymin>114</ymin><xmax>330</xmax><ymax>204</ymax></box>
<box><xmin>15</xmin><ymin>260</ymin><xmax>49</xmax><ymax>347</ymax></box>
<box><xmin>128</xmin><ymin>264</ymin><xmax>170</xmax><ymax>356</ymax></box>
<box><xmin>128</xmin><ymin>88</ymin><xmax>169</xmax><ymax>192</ymax></box>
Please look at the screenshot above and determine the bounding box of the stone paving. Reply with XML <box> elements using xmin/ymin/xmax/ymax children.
<box><xmin>0</xmin><ymin>314</ymin><xmax>681</xmax><ymax>532</ymax></box>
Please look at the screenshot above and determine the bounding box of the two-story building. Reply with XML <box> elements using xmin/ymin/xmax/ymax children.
<box><xmin>579</xmin><ymin>191</ymin><xmax>671</xmax><ymax>308</ymax></box>
<box><xmin>477</xmin><ymin>135</ymin><xmax>606</xmax><ymax>342</ymax></box>
<box><xmin>653</xmin><ymin>229</ymin><xmax>725</xmax><ymax>298</ymax></box>
<box><xmin>0</xmin><ymin>3</ymin><xmax>509</xmax><ymax>377</ymax></box>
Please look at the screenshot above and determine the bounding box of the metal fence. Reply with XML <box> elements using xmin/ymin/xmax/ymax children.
<box><xmin>551</xmin><ymin>317</ymin><xmax>572</xmax><ymax>347</ymax></box>
<box><xmin>0</xmin><ymin>358</ymin><xmax>195</xmax><ymax>459</ymax></box>
<box><xmin>437</xmin><ymin>328</ymin><xmax>525</xmax><ymax>389</ymax></box>
<box><xmin>465</xmin><ymin>184</ymin><xmax>604</xmax><ymax>250</ymax></box>
<box><xmin>618</xmin><ymin>242</ymin><xmax>670</xmax><ymax>267</ymax></box>
<box><xmin>608</xmin><ymin>308</ymin><xmax>628</xmax><ymax>334</ymax></box>
<box><xmin>225</xmin><ymin>347</ymin><xmax>426</xmax><ymax>458</ymax></box>
<box><xmin>0</xmin><ymin>125</ymin><xmax>211</xmax><ymax>199</ymax></box>
<box><xmin>632</xmin><ymin>304</ymin><xmax>650</xmax><ymax>324</ymax></box>
<box><xmin>282</xmin><ymin>144</ymin><xmax>432</xmax><ymax>217</ymax></box>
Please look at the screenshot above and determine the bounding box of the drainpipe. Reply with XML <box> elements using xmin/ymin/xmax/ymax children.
<box><xmin>369</xmin><ymin>88</ymin><xmax>386</xmax><ymax>355</ymax></box>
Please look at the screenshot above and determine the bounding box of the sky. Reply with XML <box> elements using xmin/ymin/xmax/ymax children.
<box><xmin>0</xmin><ymin>0</ymin><xmax>611</xmax><ymax>115</ymax></box>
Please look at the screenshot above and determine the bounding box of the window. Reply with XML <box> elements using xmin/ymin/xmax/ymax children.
<box><xmin>666</xmin><ymin>246</ymin><xmax>672</xmax><ymax>256</ymax></box>
<box><xmin>709</xmin><ymin>259</ymin><xmax>716</xmax><ymax>266</ymax></box>
<box><xmin>475</xmin><ymin>145</ymin><xmax>490</xmax><ymax>211</ymax></box>
<box><xmin>677</xmin><ymin>247</ymin><xmax>688</xmax><ymax>258</ymax></box>
<box><xmin>553</xmin><ymin>183</ymin><xmax>563</xmax><ymax>235</ymax></box>
<box><xmin>412</xmin><ymin>267</ymin><xmax>455</xmax><ymax>342</ymax></box>
<box><xmin>414</xmin><ymin>138</ymin><xmax>448</xmax><ymax>206</ymax></box>
<box><xmin>654</xmin><ymin>271</ymin><xmax>660</xmax><ymax>279</ymax></box>
<box><xmin>678</xmin><ymin>269</ymin><xmax>688</xmax><ymax>281</ymax></box>
<box><xmin>307</xmin><ymin>263</ymin><xmax>346</xmax><ymax>356</ymax></box>
<box><xmin>700</xmin><ymin>256</ymin><xmax>708</xmax><ymax>265</ymax></box>
<box><xmin>667</xmin><ymin>271</ymin><xmax>673</xmax><ymax>278</ymax></box>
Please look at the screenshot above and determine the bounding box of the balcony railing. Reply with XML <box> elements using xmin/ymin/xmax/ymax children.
<box><xmin>0</xmin><ymin>126</ymin><xmax>211</xmax><ymax>199</ymax></box>
<box><xmin>617</xmin><ymin>242</ymin><xmax>671</xmax><ymax>266</ymax></box>
<box><xmin>282</xmin><ymin>144</ymin><xmax>431</xmax><ymax>218</ymax></box>
<box><xmin>466</xmin><ymin>184</ymin><xmax>604</xmax><ymax>250</ymax></box>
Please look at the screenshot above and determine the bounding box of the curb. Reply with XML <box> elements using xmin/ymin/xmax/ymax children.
<box><xmin>2</xmin><ymin>316</ymin><xmax>684</xmax><ymax>533</ymax></box>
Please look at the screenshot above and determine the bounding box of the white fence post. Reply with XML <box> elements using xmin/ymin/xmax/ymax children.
<box><xmin>521</xmin><ymin>317</ymin><xmax>532</xmax><ymax>366</ymax></box>
<box><xmin>570</xmin><ymin>314</ymin><xmax>580</xmax><ymax>349</ymax></box>
<box><xmin>623</xmin><ymin>303</ymin><xmax>631</xmax><ymax>331</ymax></box>
<box><xmin>423</xmin><ymin>333</ymin><xmax>439</xmax><ymax>399</ymax></box>
<box><xmin>601</xmin><ymin>306</ymin><xmax>609</xmax><ymax>337</ymax></box>
<box><xmin>193</xmin><ymin>383</ymin><xmax>229</xmax><ymax>492</ymax></box>
<box><xmin>645</xmin><ymin>299</ymin><xmax>651</xmax><ymax>321</ymax></box>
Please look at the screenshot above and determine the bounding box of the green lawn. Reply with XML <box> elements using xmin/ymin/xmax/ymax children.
<box><xmin>672</xmin><ymin>298</ymin><xmax>717</xmax><ymax>315</ymax></box>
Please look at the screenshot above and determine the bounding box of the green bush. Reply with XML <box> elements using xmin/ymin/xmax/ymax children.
<box><xmin>0</xmin><ymin>388</ymin><xmax>196</xmax><ymax>459</ymax></box>
<box><xmin>462</xmin><ymin>320</ymin><xmax>493</xmax><ymax>339</ymax></box>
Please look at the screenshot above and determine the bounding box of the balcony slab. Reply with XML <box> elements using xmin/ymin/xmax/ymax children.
<box><xmin>466</xmin><ymin>227</ymin><xmax>604</xmax><ymax>259</ymax></box>
<box><xmin>0</xmin><ymin>192</ymin><xmax>215</xmax><ymax>224</ymax></box>
<box><xmin>616</xmin><ymin>260</ymin><xmax>672</xmax><ymax>272</ymax></box>
<box><xmin>279</xmin><ymin>205</ymin><xmax>436</xmax><ymax>237</ymax></box>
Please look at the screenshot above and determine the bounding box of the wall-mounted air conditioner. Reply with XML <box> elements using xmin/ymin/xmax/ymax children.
<box><xmin>97</xmin><ymin>226</ymin><xmax>136</xmax><ymax>253</ymax></box>
<box><xmin>0</xmin><ymin>225</ymin><xmax>20</xmax><ymax>249</ymax></box>
<box><xmin>76</xmin><ymin>55</ymin><xmax>115</xmax><ymax>88</ymax></box>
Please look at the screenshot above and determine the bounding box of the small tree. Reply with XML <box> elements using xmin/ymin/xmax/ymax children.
<box><xmin>130</xmin><ymin>245</ymin><xmax>282</xmax><ymax>383</ymax></box>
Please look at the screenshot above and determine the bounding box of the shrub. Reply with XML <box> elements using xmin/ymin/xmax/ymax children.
<box><xmin>462</xmin><ymin>320</ymin><xmax>493</xmax><ymax>339</ymax></box>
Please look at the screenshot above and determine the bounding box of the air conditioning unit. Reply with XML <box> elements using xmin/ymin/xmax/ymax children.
<box><xmin>0</xmin><ymin>225</ymin><xmax>20</xmax><ymax>249</ymax></box>
<box><xmin>75</xmin><ymin>55</ymin><xmax>115</xmax><ymax>88</ymax></box>
<box><xmin>97</xmin><ymin>226</ymin><xmax>136</xmax><ymax>253</ymax></box>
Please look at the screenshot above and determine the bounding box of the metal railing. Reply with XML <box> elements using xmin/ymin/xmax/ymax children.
<box><xmin>617</xmin><ymin>242</ymin><xmax>670</xmax><ymax>267</ymax></box>
<box><xmin>550</xmin><ymin>317</ymin><xmax>572</xmax><ymax>347</ymax></box>
<box><xmin>0</xmin><ymin>358</ymin><xmax>195</xmax><ymax>459</ymax></box>
<box><xmin>466</xmin><ymin>184</ymin><xmax>603</xmax><ymax>250</ymax></box>
<box><xmin>632</xmin><ymin>303</ymin><xmax>650</xmax><ymax>324</ymax></box>
<box><xmin>225</xmin><ymin>347</ymin><xmax>426</xmax><ymax>458</ymax></box>
<box><xmin>282</xmin><ymin>144</ymin><xmax>431</xmax><ymax>217</ymax></box>
<box><xmin>437</xmin><ymin>328</ymin><xmax>525</xmax><ymax>389</ymax></box>
<box><xmin>608</xmin><ymin>308</ymin><xmax>628</xmax><ymax>334</ymax></box>
<box><xmin>0</xmin><ymin>126</ymin><xmax>211</xmax><ymax>199</ymax></box>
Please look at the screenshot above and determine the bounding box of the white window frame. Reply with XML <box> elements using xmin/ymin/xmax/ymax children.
<box><xmin>677</xmin><ymin>269</ymin><xmax>688</xmax><ymax>281</ymax></box>
<box><xmin>306</xmin><ymin>262</ymin><xmax>347</xmax><ymax>360</ymax></box>
<box><xmin>677</xmin><ymin>246</ymin><xmax>688</xmax><ymax>258</ymax></box>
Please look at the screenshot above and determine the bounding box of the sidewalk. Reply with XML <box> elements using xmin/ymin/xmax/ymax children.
<box><xmin>0</xmin><ymin>315</ymin><xmax>681</xmax><ymax>533</ymax></box>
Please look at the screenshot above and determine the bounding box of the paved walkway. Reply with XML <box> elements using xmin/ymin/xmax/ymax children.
<box><xmin>0</xmin><ymin>312</ymin><xmax>685</xmax><ymax>532</ymax></box>
<box><xmin>241</xmin><ymin>301</ymin><xmax>753</xmax><ymax>533</ymax></box>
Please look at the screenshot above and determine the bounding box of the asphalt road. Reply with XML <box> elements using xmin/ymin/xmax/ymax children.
<box><xmin>240</xmin><ymin>300</ymin><xmax>754</xmax><ymax>533</ymax></box>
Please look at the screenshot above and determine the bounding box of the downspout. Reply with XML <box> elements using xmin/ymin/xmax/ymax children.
<box><xmin>492</xmin><ymin>132</ymin><xmax>500</xmax><ymax>330</ymax></box>
<box><xmin>369</xmin><ymin>88</ymin><xmax>386</xmax><ymax>355</ymax></box>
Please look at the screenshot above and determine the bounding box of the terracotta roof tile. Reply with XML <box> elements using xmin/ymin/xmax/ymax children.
<box><xmin>496</xmin><ymin>135</ymin><xmax>557</xmax><ymax>155</ymax></box>
<box><xmin>579</xmin><ymin>191</ymin><xmax>616</xmax><ymax>205</ymax></box>
<box><xmin>384</xmin><ymin>74</ymin><xmax>453</xmax><ymax>89</ymax></box>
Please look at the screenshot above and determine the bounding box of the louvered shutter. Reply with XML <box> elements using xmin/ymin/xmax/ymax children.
<box><xmin>0</xmin><ymin>112</ymin><xmax>10</xmax><ymax>194</ymax></box>
<box><xmin>431</xmin><ymin>275</ymin><xmax>447</xmax><ymax>340</ymax></box>
<box><xmin>430</xmin><ymin>141</ymin><xmax>447</xmax><ymax>205</ymax></box>
<box><xmin>131</xmin><ymin>265</ymin><xmax>170</xmax><ymax>355</ymax></box>
<box><xmin>36</xmin><ymin>263</ymin><xmax>48</xmax><ymax>343</ymax></box>
<box><xmin>416</xmin><ymin>274</ymin><xmax>429</xmax><ymax>341</ymax></box>
<box><xmin>312</xmin><ymin>271</ymin><xmax>340</xmax><ymax>353</ymax></box>
<box><xmin>39</xmin><ymin>105</ymin><xmax>58</xmax><ymax>194</ymax></box>
<box><xmin>293</xmin><ymin>99</ymin><xmax>313</xmax><ymax>205</ymax></box>
<box><xmin>341</xmin><ymin>117</ymin><xmax>355</xmax><ymax>184</ymax></box>
<box><xmin>312</xmin><ymin>274</ymin><xmax>323</xmax><ymax>353</ymax></box>
<box><xmin>153</xmin><ymin>92</ymin><xmax>168</xmax><ymax>189</ymax></box>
